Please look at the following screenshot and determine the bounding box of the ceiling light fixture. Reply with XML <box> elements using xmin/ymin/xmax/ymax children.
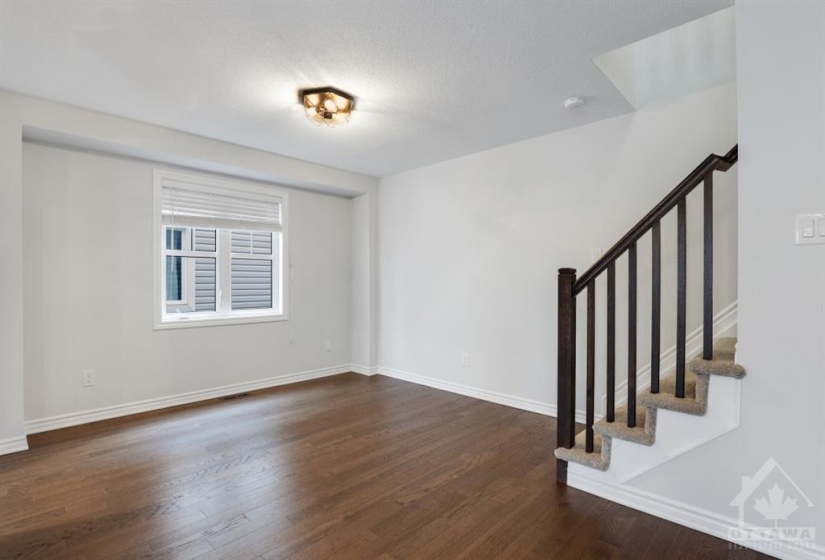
<box><xmin>300</xmin><ymin>87</ymin><xmax>355</xmax><ymax>127</ymax></box>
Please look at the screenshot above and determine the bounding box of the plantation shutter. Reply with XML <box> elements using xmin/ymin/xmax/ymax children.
<box><xmin>161</xmin><ymin>180</ymin><xmax>282</xmax><ymax>232</ymax></box>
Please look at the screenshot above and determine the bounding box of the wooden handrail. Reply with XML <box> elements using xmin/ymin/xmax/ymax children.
<box><xmin>572</xmin><ymin>145</ymin><xmax>738</xmax><ymax>295</ymax></box>
<box><xmin>556</xmin><ymin>144</ymin><xmax>739</xmax><ymax>481</ymax></box>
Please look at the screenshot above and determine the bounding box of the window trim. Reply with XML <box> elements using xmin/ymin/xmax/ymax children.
<box><xmin>153</xmin><ymin>169</ymin><xmax>289</xmax><ymax>330</ymax></box>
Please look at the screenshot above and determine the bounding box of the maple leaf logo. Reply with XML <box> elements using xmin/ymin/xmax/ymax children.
<box><xmin>753</xmin><ymin>483</ymin><xmax>799</xmax><ymax>526</ymax></box>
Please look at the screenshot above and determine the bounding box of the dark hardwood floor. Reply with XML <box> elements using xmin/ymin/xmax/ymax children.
<box><xmin>0</xmin><ymin>373</ymin><xmax>770</xmax><ymax>559</ymax></box>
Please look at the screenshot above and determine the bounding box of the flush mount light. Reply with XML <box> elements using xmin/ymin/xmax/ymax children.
<box><xmin>300</xmin><ymin>87</ymin><xmax>355</xmax><ymax>127</ymax></box>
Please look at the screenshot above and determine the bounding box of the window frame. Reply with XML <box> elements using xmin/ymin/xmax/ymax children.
<box><xmin>164</xmin><ymin>227</ymin><xmax>189</xmax><ymax>305</ymax></box>
<box><xmin>163</xmin><ymin>227</ymin><xmax>216</xmax><ymax>314</ymax></box>
<box><xmin>153</xmin><ymin>169</ymin><xmax>289</xmax><ymax>330</ymax></box>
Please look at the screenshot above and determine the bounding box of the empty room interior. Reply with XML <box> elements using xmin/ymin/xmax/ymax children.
<box><xmin>1</xmin><ymin>1</ymin><xmax>823</xmax><ymax>559</ymax></box>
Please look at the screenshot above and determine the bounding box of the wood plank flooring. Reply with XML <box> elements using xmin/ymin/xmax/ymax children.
<box><xmin>0</xmin><ymin>373</ymin><xmax>770</xmax><ymax>559</ymax></box>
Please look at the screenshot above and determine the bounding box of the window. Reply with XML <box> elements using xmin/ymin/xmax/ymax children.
<box><xmin>165</xmin><ymin>227</ymin><xmax>186</xmax><ymax>302</ymax></box>
<box><xmin>154</xmin><ymin>170</ymin><xmax>288</xmax><ymax>329</ymax></box>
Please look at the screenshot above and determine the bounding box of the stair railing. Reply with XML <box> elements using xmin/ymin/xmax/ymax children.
<box><xmin>556</xmin><ymin>145</ymin><xmax>739</xmax><ymax>484</ymax></box>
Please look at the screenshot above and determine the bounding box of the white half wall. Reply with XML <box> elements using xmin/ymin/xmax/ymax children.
<box><xmin>378</xmin><ymin>82</ymin><xmax>738</xmax><ymax>416</ymax></box>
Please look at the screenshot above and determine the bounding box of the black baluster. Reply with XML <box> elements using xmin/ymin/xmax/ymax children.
<box><xmin>606</xmin><ymin>262</ymin><xmax>616</xmax><ymax>422</ymax></box>
<box><xmin>676</xmin><ymin>199</ymin><xmax>687</xmax><ymax>398</ymax></box>
<box><xmin>628</xmin><ymin>242</ymin><xmax>637</xmax><ymax>427</ymax></box>
<box><xmin>703</xmin><ymin>173</ymin><xmax>714</xmax><ymax>360</ymax></box>
<box><xmin>651</xmin><ymin>220</ymin><xmax>661</xmax><ymax>393</ymax></box>
<box><xmin>586</xmin><ymin>282</ymin><xmax>596</xmax><ymax>452</ymax></box>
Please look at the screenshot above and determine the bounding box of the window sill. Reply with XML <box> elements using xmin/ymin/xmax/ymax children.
<box><xmin>154</xmin><ymin>312</ymin><xmax>289</xmax><ymax>330</ymax></box>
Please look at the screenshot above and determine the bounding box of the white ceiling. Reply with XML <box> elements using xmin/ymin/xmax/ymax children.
<box><xmin>595</xmin><ymin>7</ymin><xmax>736</xmax><ymax>110</ymax></box>
<box><xmin>0</xmin><ymin>1</ymin><xmax>733</xmax><ymax>177</ymax></box>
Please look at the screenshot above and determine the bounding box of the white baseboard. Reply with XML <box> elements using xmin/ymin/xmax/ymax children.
<box><xmin>350</xmin><ymin>364</ymin><xmax>378</xmax><ymax>376</ymax></box>
<box><xmin>568</xmin><ymin>468</ymin><xmax>825</xmax><ymax>560</ymax></box>
<box><xmin>378</xmin><ymin>366</ymin><xmax>587</xmax><ymax>424</ymax></box>
<box><xmin>0</xmin><ymin>436</ymin><xmax>29</xmax><ymax>456</ymax></box>
<box><xmin>24</xmin><ymin>364</ymin><xmax>353</xmax><ymax>435</ymax></box>
<box><xmin>375</xmin><ymin>305</ymin><xmax>737</xmax><ymax>427</ymax></box>
<box><xmin>601</xmin><ymin>301</ymin><xmax>738</xmax><ymax>418</ymax></box>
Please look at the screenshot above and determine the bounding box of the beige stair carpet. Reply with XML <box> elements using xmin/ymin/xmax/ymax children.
<box><xmin>555</xmin><ymin>337</ymin><xmax>744</xmax><ymax>472</ymax></box>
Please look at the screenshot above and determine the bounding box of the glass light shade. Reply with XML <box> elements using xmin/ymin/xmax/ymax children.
<box><xmin>301</xmin><ymin>88</ymin><xmax>354</xmax><ymax>127</ymax></box>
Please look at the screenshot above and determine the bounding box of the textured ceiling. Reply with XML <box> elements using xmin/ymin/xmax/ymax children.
<box><xmin>0</xmin><ymin>1</ymin><xmax>732</xmax><ymax>177</ymax></box>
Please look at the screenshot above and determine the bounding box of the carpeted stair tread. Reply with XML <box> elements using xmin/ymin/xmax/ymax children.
<box><xmin>556</xmin><ymin>338</ymin><xmax>745</xmax><ymax>474</ymax></box>
<box><xmin>638</xmin><ymin>369</ymin><xmax>709</xmax><ymax>415</ymax></box>
<box><xmin>687</xmin><ymin>337</ymin><xmax>745</xmax><ymax>378</ymax></box>
<box><xmin>554</xmin><ymin>431</ymin><xmax>610</xmax><ymax>471</ymax></box>
<box><xmin>689</xmin><ymin>355</ymin><xmax>746</xmax><ymax>378</ymax></box>
<box><xmin>593</xmin><ymin>405</ymin><xmax>656</xmax><ymax>446</ymax></box>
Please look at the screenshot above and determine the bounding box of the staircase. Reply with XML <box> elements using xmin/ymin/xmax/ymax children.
<box><xmin>555</xmin><ymin>337</ymin><xmax>745</xmax><ymax>472</ymax></box>
<box><xmin>554</xmin><ymin>145</ymin><xmax>741</xmax><ymax>482</ymax></box>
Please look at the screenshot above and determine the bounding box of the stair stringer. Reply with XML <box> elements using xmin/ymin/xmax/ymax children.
<box><xmin>569</xmin><ymin>374</ymin><xmax>742</xmax><ymax>485</ymax></box>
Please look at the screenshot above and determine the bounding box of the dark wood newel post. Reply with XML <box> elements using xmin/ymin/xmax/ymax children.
<box><xmin>557</xmin><ymin>267</ymin><xmax>577</xmax><ymax>484</ymax></box>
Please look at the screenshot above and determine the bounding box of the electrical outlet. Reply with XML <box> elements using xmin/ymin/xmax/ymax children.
<box><xmin>324</xmin><ymin>339</ymin><xmax>333</xmax><ymax>352</ymax></box>
<box><xmin>461</xmin><ymin>353</ymin><xmax>469</xmax><ymax>367</ymax></box>
<box><xmin>81</xmin><ymin>370</ymin><xmax>95</xmax><ymax>388</ymax></box>
<box><xmin>590</xmin><ymin>248</ymin><xmax>603</xmax><ymax>263</ymax></box>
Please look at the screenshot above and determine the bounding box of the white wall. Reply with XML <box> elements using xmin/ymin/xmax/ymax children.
<box><xmin>22</xmin><ymin>143</ymin><xmax>353</xmax><ymax>422</ymax></box>
<box><xmin>0</xmin><ymin>117</ymin><xmax>25</xmax><ymax>451</ymax></box>
<box><xmin>629</xmin><ymin>1</ymin><xmax>825</xmax><ymax>550</ymax></box>
<box><xmin>378</xmin><ymin>83</ymin><xmax>738</xmax><ymax>414</ymax></box>
<box><xmin>0</xmin><ymin>92</ymin><xmax>378</xmax><ymax>450</ymax></box>
<box><xmin>351</xmin><ymin>192</ymin><xmax>379</xmax><ymax>372</ymax></box>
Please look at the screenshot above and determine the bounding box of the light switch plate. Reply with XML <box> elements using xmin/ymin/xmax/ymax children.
<box><xmin>795</xmin><ymin>214</ymin><xmax>825</xmax><ymax>245</ymax></box>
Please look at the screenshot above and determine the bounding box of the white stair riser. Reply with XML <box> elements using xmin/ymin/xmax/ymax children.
<box><xmin>572</xmin><ymin>375</ymin><xmax>741</xmax><ymax>484</ymax></box>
